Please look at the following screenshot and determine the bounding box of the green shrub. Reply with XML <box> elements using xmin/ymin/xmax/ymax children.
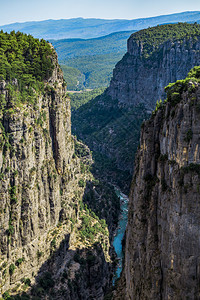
<box><xmin>159</xmin><ymin>154</ymin><xmax>168</xmax><ymax>162</ymax></box>
<box><xmin>21</xmin><ymin>277</ymin><xmax>31</xmax><ymax>286</ymax></box>
<box><xmin>78</xmin><ymin>179</ymin><xmax>85</xmax><ymax>188</ymax></box>
<box><xmin>15</xmin><ymin>257</ymin><xmax>25</xmax><ymax>266</ymax></box>
<box><xmin>7</xmin><ymin>224</ymin><xmax>14</xmax><ymax>236</ymax></box>
<box><xmin>50</xmin><ymin>238</ymin><xmax>56</xmax><ymax>249</ymax></box>
<box><xmin>9</xmin><ymin>263</ymin><xmax>16</xmax><ymax>275</ymax></box>
<box><xmin>2</xmin><ymin>291</ymin><xmax>10</xmax><ymax>299</ymax></box>
<box><xmin>37</xmin><ymin>250</ymin><xmax>43</xmax><ymax>259</ymax></box>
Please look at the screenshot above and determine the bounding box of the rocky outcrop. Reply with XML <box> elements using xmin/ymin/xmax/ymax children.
<box><xmin>107</xmin><ymin>24</ymin><xmax>200</xmax><ymax>110</ymax></box>
<box><xmin>0</xmin><ymin>46</ymin><xmax>112</xmax><ymax>298</ymax></box>
<box><xmin>118</xmin><ymin>69</ymin><xmax>200</xmax><ymax>299</ymax></box>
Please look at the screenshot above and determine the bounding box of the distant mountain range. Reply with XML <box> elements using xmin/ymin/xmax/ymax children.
<box><xmin>1</xmin><ymin>11</ymin><xmax>200</xmax><ymax>40</ymax></box>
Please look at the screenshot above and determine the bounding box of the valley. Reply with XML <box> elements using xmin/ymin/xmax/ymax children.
<box><xmin>51</xmin><ymin>31</ymin><xmax>134</xmax><ymax>90</ymax></box>
<box><xmin>0</xmin><ymin>13</ymin><xmax>200</xmax><ymax>300</ymax></box>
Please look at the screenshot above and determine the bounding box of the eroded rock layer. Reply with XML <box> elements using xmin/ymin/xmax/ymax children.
<box><xmin>107</xmin><ymin>23</ymin><xmax>200</xmax><ymax>109</ymax></box>
<box><xmin>119</xmin><ymin>69</ymin><xmax>200</xmax><ymax>299</ymax></box>
<box><xmin>0</xmin><ymin>35</ymin><xmax>113</xmax><ymax>299</ymax></box>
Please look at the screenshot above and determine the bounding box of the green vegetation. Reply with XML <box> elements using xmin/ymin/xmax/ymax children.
<box><xmin>181</xmin><ymin>163</ymin><xmax>200</xmax><ymax>176</ymax></box>
<box><xmin>69</xmin><ymin>88</ymin><xmax>105</xmax><ymax>111</ymax></box>
<box><xmin>7</xmin><ymin>216</ymin><xmax>14</xmax><ymax>237</ymax></box>
<box><xmin>20</xmin><ymin>277</ymin><xmax>32</xmax><ymax>292</ymax></box>
<box><xmin>159</xmin><ymin>154</ymin><xmax>168</xmax><ymax>162</ymax></box>
<box><xmin>36</xmin><ymin>250</ymin><xmax>43</xmax><ymax>259</ymax></box>
<box><xmin>152</xmin><ymin>99</ymin><xmax>163</xmax><ymax>115</ymax></box>
<box><xmin>15</xmin><ymin>257</ymin><xmax>25</xmax><ymax>266</ymax></box>
<box><xmin>130</xmin><ymin>23</ymin><xmax>200</xmax><ymax>58</ymax></box>
<box><xmin>179</xmin><ymin>163</ymin><xmax>200</xmax><ymax>187</ymax></box>
<box><xmin>0</xmin><ymin>31</ymin><xmax>54</xmax><ymax>94</ymax></box>
<box><xmin>2</xmin><ymin>292</ymin><xmax>30</xmax><ymax>300</ymax></box>
<box><xmin>51</xmin><ymin>31</ymin><xmax>133</xmax><ymax>60</ymax></box>
<box><xmin>9</xmin><ymin>263</ymin><xmax>16</xmax><ymax>275</ymax></box>
<box><xmin>72</xmin><ymin>92</ymin><xmax>149</xmax><ymax>191</ymax></box>
<box><xmin>165</xmin><ymin>66</ymin><xmax>200</xmax><ymax>106</ymax></box>
<box><xmin>0</xmin><ymin>31</ymin><xmax>56</xmax><ymax>129</ymax></box>
<box><xmin>61</xmin><ymin>53</ymin><xmax>125</xmax><ymax>89</ymax></box>
<box><xmin>51</xmin><ymin>31</ymin><xmax>134</xmax><ymax>89</ymax></box>
<box><xmin>152</xmin><ymin>66</ymin><xmax>200</xmax><ymax>117</ymax></box>
<box><xmin>60</xmin><ymin>65</ymin><xmax>84</xmax><ymax>90</ymax></box>
<box><xmin>38</xmin><ymin>272</ymin><xmax>54</xmax><ymax>291</ymax></box>
<box><xmin>78</xmin><ymin>179</ymin><xmax>85</xmax><ymax>188</ymax></box>
<box><xmin>0</xmin><ymin>31</ymin><xmax>56</xmax><ymax>159</ymax></box>
<box><xmin>9</xmin><ymin>185</ymin><xmax>17</xmax><ymax>204</ymax></box>
<box><xmin>50</xmin><ymin>237</ymin><xmax>56</xmax><ymax>249</ymax></box>
<box><xmin>74</xmin><ymin>138</ymin><xmax>120</xmax><ymax>230</ymax></box>
<box><xmin>79</xmin><ymin>212</ymin><xmax>107</xmax><ymax>243</ymax></box>
<box><xmin>82</xmin><ymin>179</ymin><xmax>120</xmax><ymax>228</ymax></box>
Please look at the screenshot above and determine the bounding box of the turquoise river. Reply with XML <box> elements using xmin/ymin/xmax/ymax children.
<box><xmin>113</xmin><ymin>188</ymin><xmax>129</xmax><ymax>283</ymax></box>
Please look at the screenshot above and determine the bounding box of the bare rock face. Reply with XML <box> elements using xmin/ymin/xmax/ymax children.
<box><xmin>0</xmin><ymin>50</ymin><xmax>111</xmax><ymax>299</ymax></box>
<box><xmin>0</xmin><ymin>51</ymin><xmax>75</xmax><ymax>292</ymax></box>
<box><xmin>107</xmin><ymin>26</ymin><xmax>200</xmax><ymax>110</ymax></box>
<box><xmin>120</xmin><ymin>73</ymin><xmax>200</xmax><ymax>299</ymax></box>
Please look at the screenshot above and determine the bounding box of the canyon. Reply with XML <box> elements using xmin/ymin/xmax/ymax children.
<box><xmin>1</xmin><ymin>22</ymin><xmax>200</xmax><ymax>300</ymax></box>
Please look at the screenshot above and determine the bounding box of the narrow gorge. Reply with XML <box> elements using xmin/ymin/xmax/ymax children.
<box><xmin>1</xmin><ymin>22</ymin><xmax>200</xmax><ymax>300</ymax></box>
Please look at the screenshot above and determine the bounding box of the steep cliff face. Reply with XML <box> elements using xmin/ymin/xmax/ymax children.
<box><xmin>107</xmin><ymin>23</ymin><xmax>200</xmax><ymax>109</ymax></box>
<box><xmin>0</xmin><ymin>33</ymin><xmax>114</xmax><ymax>299</ymax></box>
<box><xmin>72</xmin><ymin>24</ymin><xmax>200</xmax><ymax>191</ymax></box>
<box><xmin>119</xmin><ymin>67</ymin><xmax>200</xmax><ymax>299</ymax></box>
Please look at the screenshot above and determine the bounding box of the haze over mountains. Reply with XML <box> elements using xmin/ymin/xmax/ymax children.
<box><xmin>1</xmin><ymin>11</ymin><xmax>200</xmax><ymax>40</ymax></box>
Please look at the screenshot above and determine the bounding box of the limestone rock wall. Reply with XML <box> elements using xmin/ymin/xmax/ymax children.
<box><xmin>121</xmin><ymin>81</ymin><xmax>200</xmax><ymax>299</ymax></box>
<box><xmin>0</xmin><ymin>51</ymin><xmax>101</xmax><ymax>296</ymax></box>
<box><xmin>107</xmin><ymin>36</ymin><xmax>200</xmax><ymax>109</ymax></box>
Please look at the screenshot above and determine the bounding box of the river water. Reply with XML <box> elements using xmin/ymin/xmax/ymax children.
<box><xmin>113</xmin><ymin>188</ymin><xmax>129</xmax><ymax>283</ymax></box>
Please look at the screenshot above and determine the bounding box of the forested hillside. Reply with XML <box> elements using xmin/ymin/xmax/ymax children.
<box><xmin>129</xmin><ymin>22</ymin><xmax>200</xmax><ymax>58</ymax></box>
<box><xmin>0</xmin><ymin>30</ymin><xmax>54</xmax><ymax>89</ymax></box>
<box><xmin>51</xmin><ymin>31</ymin><xmax>133</xmax><ymax>90</ymax></box>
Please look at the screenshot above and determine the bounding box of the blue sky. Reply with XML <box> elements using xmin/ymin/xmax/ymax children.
<box><xmin>0</xmin><ymin>0</ymin><xmax>200</xmax><ymax>25</ymax></box>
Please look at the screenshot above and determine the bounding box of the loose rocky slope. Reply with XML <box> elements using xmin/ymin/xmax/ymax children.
<box><xmin>115</xmin><ymin>67</ymin><xmax>200</xmax><ymax>299</ymax></box>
